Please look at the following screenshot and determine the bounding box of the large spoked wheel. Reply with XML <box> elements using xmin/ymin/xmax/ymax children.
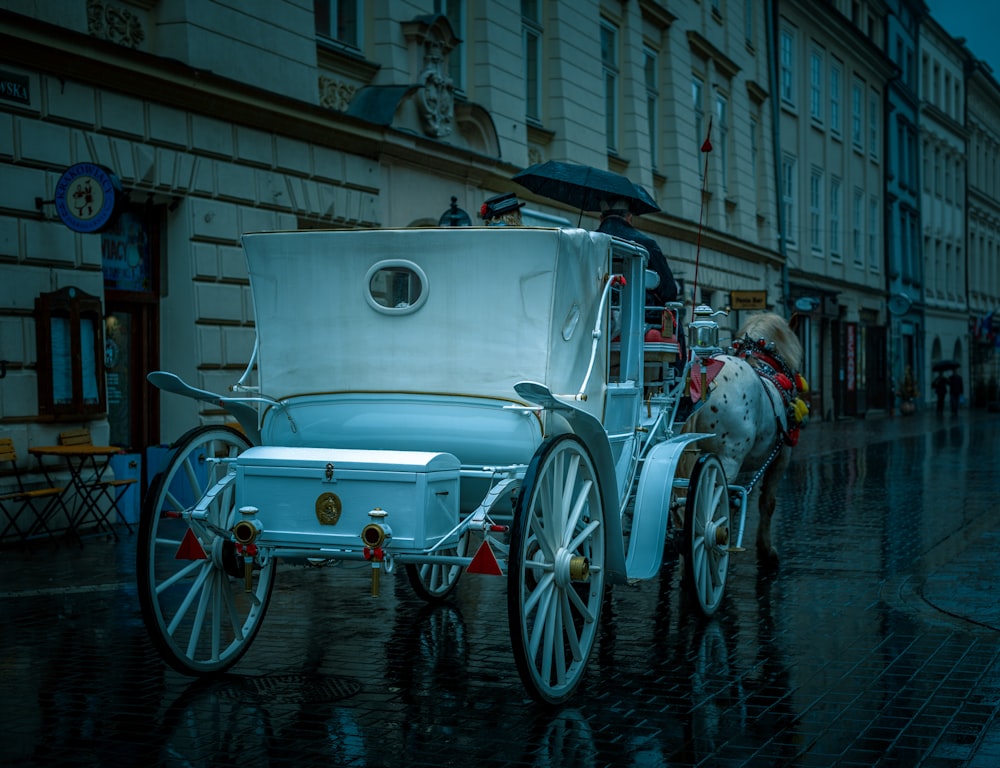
<box><xmin>682</xmin><ymin>453</ymin><xmax>730</xmax><ymax>616</ymax></box>
<box><xmin>405</xmin><ymin>532</ymin><xmax>470</xmax><ymax>602</ymax></box>
<box><xmin>508</xmin><ymin>435</ymin><xmax>605</xmax><ymax>705</ymax></box>
<box><xmin>137</xmin><ymin>425</ymin><xmax>274</xmax><ymax>675</ymax></box>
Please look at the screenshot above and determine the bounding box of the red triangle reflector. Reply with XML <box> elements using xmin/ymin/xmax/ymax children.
<box><xmin>175</xmin><ymin>528</ymin><xmax>208</xmax><ymax>560</ymax></box>
<box><xmin>466</xmin><ymin>540</ymin><xmax>503</xmax><ymax>576</ymax></box>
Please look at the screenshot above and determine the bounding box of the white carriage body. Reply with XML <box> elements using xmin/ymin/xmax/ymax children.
<box><xmin>140</xmin><ymin>225</ymin><xmax>737</xmax><ymax>703</ymax></box>
<box><xmin>237</xmin><ymin>227</ymin><xmax>651</xmax><ymax>567</ymax></box>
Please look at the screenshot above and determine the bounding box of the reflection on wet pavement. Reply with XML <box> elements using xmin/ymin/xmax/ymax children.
<box><xmin>2</xmin><ymin>412</ymin><xmax>999</xmax><ymax>767</ymax></box>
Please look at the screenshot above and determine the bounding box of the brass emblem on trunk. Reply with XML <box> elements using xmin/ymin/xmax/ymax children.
<box><xmin>315</xmin><ymin>492</ymin><xmax>342</xmax><ymax>525</ymax></box>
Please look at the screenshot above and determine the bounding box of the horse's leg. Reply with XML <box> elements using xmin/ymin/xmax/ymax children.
<box><xmin>756</xmin><ymin>448</ymin><xmax>789</xmax><ymax>567</ymax></box>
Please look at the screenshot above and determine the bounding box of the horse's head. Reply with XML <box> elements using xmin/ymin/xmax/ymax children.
<box><xmin>734</xmin><ymin>312</ymin><xmax>803</xmax><ymax>372</ymax></box>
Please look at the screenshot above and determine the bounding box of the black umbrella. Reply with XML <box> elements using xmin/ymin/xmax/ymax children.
<box><xmin>932</xmin><ymin>360</ymin><xmax>960</xmax><ymax>372</ymax></box>
<box><xmin>512</xmin><ymin>160</ymin><xmax>660</xmax><ymax>215</ymax></box>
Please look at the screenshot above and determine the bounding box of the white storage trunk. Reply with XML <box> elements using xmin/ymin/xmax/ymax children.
<box><xmin>235</xmin><ymin>447</ymin><xmax>460</xmax><ymax>551</ymax></box>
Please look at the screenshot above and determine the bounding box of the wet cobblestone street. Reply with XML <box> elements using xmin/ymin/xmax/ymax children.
<box><xmin>2</xmin><ymin>410</ymin><xmax>1000</xmax><ymax>767</ymax></box>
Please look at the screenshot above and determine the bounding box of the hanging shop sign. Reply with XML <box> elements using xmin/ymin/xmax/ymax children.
<box><xmin>53</xmin><ymin>163</ymin><xmax>123</xmax><ymax>233</ymax></box>
<box><xmin>730</xmin><ymin>290</ymin><xmax>767</xmax><ymax>310</ymax></box>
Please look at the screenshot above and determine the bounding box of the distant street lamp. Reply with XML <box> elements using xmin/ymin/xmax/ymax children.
<box><xmin>438</xmin><ymin>196</ymin><xmax>471</xmax><ymax>227</ymax></box>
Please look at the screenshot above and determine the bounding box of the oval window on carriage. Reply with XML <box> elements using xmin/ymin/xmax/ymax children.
<box><xmin>364</xmin><ymin>260</ymin><xmax>429</xmax><ymax>314</ymax></box>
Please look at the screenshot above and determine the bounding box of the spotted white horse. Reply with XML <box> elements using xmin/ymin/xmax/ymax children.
<box><xmin>680</xmin><ymin>311</ymin><xmax>807</xmax><ymax>567</ymax></box>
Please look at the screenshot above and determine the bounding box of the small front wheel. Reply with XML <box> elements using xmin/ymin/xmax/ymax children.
<box><xmin>508</xmin><ymin>435</ymin><xmax>605</xmax><ymax>705</ymax></box>
<box><xmin>682</xmin><ymin>453</ymin><xmax>730</xmax><ymax>616</ymax></box>
<box><xmin>137</xmin><ymin>425</ymin><xmax>274</xmax><ymax>674</ymax></box>
<box><xmin>405</xmin><ymin>531</ymin><xmax>470</xmax><ymax>602</ymax></box>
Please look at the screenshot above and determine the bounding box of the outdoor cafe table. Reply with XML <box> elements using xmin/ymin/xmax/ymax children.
<box><xmin>28</xmin><ymin>444</ymin><xmax>123</xmax><ymax>543</ymax></box>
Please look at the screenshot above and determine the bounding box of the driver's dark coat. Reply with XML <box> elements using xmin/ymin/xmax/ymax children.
<box><xmin>597</xmin><ymin>215</ymin><xmax>677</xmax><ymax>305</ymax></box>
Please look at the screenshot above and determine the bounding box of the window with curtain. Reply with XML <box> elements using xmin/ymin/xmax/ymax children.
<box><xmin>693</xmin><ymin>76</ymin><xmax>705</xmax><ymax>177</ymax></box>
<box><xmin>851</xmin><ymin>79</ymin><xmax>864</xmax><ymax>149</ymax></box>
<box><xmin>810</xmin><ymin>50</ymin><xmax>823</xmax><ymax>122</ymax></box>
<box><xmin>644</xmin><ymin>47</ymin><xmax>658</xmax><ymax>169</ymax></box>
<box><xmin>830</xmin><ymin>60</ymin><xmax>842</xmax><ymax>136</ymax></box>
<box><xmin>314</xmin><ymin>0</ymin><xmax>360</xmax><ymax>49</ymax></box>
<box><xmin>601</xmin><ymin>20</ymin><xmax>619</xmax><ymax>153</ymax></box>
<box><xmin>810</xmin><ymin>169</ymin><xmax>823</xmax><ymax>252</ymax></box>
<box><xmin>780</xmin><ymin>29</ymin><xmax>794</xmax><ymax>104</ymax></box>
<box><xmin>522</xmin><ymin>0</ymin><xmax>542</xmax><ymax>122</ymax></box>
<box><xmin>782</xmin><ymin>155</ymin><xmax>797</xmax><ymax>248</ymax></box>
<box><xmin>716</xmin><ymin>91</ymin><xmax>729</xmax><ymax>190</ymax></box>
<box><xmin>435</xmin><ymin>0</ymin><xmax>465</xmax><ymax>91</ymax></box>
<box><xmin>830</xmin><ymin>177</ymin><xmax>842</xmax><ymax>259</ymax></box>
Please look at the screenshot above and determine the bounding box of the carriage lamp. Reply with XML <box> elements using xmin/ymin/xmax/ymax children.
<box><xmin>688</xmin><ymin>304</ymin><xmax>725</xmax><ymax>356</ymax></box>
<box><xmin>233</xmin><ymin>506</ymin><xmax>263</xmax><ymax>593</ymax></box>
<box><xmin>361</xmin><ymin>508</ymin><xmax>392</xmax><ymax>597</ymax></box>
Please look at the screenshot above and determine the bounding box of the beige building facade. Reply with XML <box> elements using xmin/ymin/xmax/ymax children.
<box><xmin>2</xmin><ymin>0</ymin><xmax>998</xmax><ymax>526</ymax></box>
<box><xmin>919</xmin><ymin>15</ymin><xmax>970</xmax><ymax>404</ymax></box>
<box><xmin>0</xmin><ymin>0</ymin><xmax>777</xmax><ymax>471</ymax></box>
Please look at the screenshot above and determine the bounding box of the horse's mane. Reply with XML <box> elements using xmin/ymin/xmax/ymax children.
<box><xmin>734</xmin><ymin>312</ymin><xmax>803</xmax><ymax>372</ymax></box>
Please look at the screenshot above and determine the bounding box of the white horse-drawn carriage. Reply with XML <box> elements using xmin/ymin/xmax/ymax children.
<box><xmin>138</xmin><ymin>226</ymin><xmax>785</xmax><ymax>705</ymax></box>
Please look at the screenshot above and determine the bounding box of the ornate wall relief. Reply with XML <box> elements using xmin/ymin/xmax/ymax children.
<box><xmin>87</xmin><ymin>0</ymin><xmax>146</xmax><ymax>49</ymax></box>
<box><xmin>319</xmin><ymin>76</ymin><xmax>358</xmax><ymax>112</ymax></box>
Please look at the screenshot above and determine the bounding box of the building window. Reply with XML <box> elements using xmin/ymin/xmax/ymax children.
<box><xmin>830</xmin><ymin>177</ymin><xmax>842</xmax><ymax>259</ymax></box>
<box><xmin>314</xmin><ymin>0</ymin><xmax>361</xmax><ymax>49</ymax></box>
<box><xmin>601</xmin><ymin>20</ymin><xmax>619</xmax><ymax>153</ymax></box>
<box><xmin>34</xmin><ymin>287</ymin><xmax>107</xmax><ymax>418</ymax></box>
<box><xmin>852</xmin><ymin>188</ymin><xmax>864</xmax><ymax>265</ymax></box>
<box><xmin>745</xmin><ymin>0</ymin><xmax>755</xmax><ymax>46</ymax></box>
<box><xmin>693</xmin><ymin>76</ymin><xmax>705</xmax><ymax>177</ymax></box>
<box><xmin>522</xmin><ymin>0</ymin><xmax>542</xmax><ymax>122</ymax></box>
<box><xmin>782</xmin><ymin>154</ymin><xmax>797</xmax><ymax>248</ymax></box>
<box><xmin>810</xmin><ymin>49</ymin><xmax>823</xmax><ymax>122</ymax></box>
<box><xmin>869</xmin><ymin>196</ymin><xmax>879</xmax><ymax>270</ymax></box>
<box><xmin>780</xmin><ymin>29</ymin><xmax>794</xmax><ymax>104</ymax></box>
<box><xmin>851</xmin><ymin>79</ymin><xmax>863</xmax><ymax>149</ymax></box>
<box><xmin>716</xmin><ymin>91</ymin><xmax>729</xmax><ymax>190</ymax></box>
<box><xmin>750</xmin><ymin>115</ymin><xmax>759</xmax><ymax>193</ymax></box>
<box><xmin>830</xmin><ymin>61</ymin><xmax>842</xmax><ymax>136</ymax></box>
<box><xmin>644</xmin><ymin>47</ymin><xmax>658</xmax><ymax>169</ymax></box>
<box><xmin>436</xmin><ymin>0</ymin><xmax>465</xmax><ymax>91</ymax></box>
<box><xmin>810</xmin><ymin>169</ymin><xmax>823</xmax><ymax>252</ymax></box>
<box><xmin>869</xmin><ymin>90</ymin><xmax>879</xmax><ymax>160</ymax></box>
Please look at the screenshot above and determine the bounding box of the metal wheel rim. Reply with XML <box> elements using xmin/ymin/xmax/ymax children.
<box><xmin>137</xmin><ymin>426</ymin><xmax>273</xmax><ymax>674</ymax></box>
<box><xmin>684</xmin><ymin>453</ymin><xmax>729</xmax><ymax>616</ymax></box>
<box><xmin>508</xmin><ymin>435</ymin><xmax>605</xmax><ymax>704</ymax></box>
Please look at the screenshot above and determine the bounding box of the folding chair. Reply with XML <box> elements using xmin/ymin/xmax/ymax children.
<box><xmin>0</xmin><ymin>438</ymin><xmax>64</xmax><ymax>543</ymax></box>
<box><xmin>57</xmin><ymin>429</ymin><xmax>138</xmax><ymax>536</ymax></box>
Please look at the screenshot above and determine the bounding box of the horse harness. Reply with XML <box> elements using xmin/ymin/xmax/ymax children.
<box><xmin>730</xmin><ymin>335</ymin><xmax>808</xmax><ymax>448</ymax></box>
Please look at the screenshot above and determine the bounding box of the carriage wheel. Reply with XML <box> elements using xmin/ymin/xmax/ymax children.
<box><xmin>405</xmin><ymin>532</ymin><xmax>470</xmax><ymax>602</ymax></box>
<box><xmin>682</xmin><ymin>453</ymin><xmax>730</xmax><ymax>616</ymax></box>
<box><xmin>508</xmin><ymin>435</ymin><xmax>605</xmax><ymax>705</ymax></box>
<box><xmin>137</xmin><ymin>425</ymin><xmax>275</xmax><ymax>674</ymax></box>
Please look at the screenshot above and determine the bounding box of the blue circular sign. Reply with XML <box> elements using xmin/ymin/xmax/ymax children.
<box><xmin>54</xmin><ymin>163</ymin><xmax>121</xmax><ymax>233</ymax></box>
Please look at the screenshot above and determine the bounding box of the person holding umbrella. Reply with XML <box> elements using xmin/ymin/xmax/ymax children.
<box><xmin>596</xmin><ymin>197</ymin><xmax>677</xmax><ymax>306</ymax></box>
